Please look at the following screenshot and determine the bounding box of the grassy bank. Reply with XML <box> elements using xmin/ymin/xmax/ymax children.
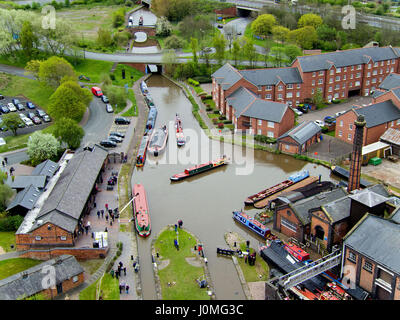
<box><xmin>79</xmin><ymin>273</ymin><xmax>120</xmax><ymax>300</ymax></box>
<box><xmin>0</xmin><ymin>258</ymin><xmax>42</xmax><ymax>280</ymax></box>
<box><xmin>0</xmin><ymin>231</ymin><xmax>16</xmax><ymax>252</ymax></box>
<box><xmin>154</xmin><ymin>227</ymin><xmax>210</xmax><ymax>300</ymax></box>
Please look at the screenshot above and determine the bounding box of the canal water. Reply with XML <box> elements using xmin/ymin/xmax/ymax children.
<box><xmin>132</xmin><ymin>75</ymin><xmax>335</xmax><ymax>300</ymax></box>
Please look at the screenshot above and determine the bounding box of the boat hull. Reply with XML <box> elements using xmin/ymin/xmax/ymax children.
<box><xmin>148</xmin><ymin>126</ymin><xmax>168</xmax><ymax>157</ymax></box>
<box><xmin>133</xmin><ymin>184</ymin><xmax>151</xmax><ymax>237</ymax></box>
<box><xmin>232</xmin><ymin>211</ymin><xmax>270</xmax><ymax>239</ymax></box>
<box><xmin>170</xmin><ymin>158</ymin><xmax>227</xmax><ymax>181</ymax></box>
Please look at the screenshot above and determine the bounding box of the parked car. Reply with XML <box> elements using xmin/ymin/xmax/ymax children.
<box><xmin>26</xmin><ymin>102</ymin><xmax>36</xmax><ymax>109</ymax></box>
<box><xmin>27</xmin><ymin>112</ymin><xmax>36</xmax><ymax>120</ymax></box>
<box><xmin>335</xmin><ymin>110</ymin><xmax>346</xmax><ymax>117</ymax></box>
<box><xmin>36</xmin><ymin>109</ymin><xmax>47</xmax><ymax>118</ymax></box>
<box><xmin>43</xmin><ymin>115</ymin><xmax>51</xmax><ymax>122</ymax></box>
<box><xmin>101</xmin><ymin>95</ymin><xmax>109</xmax><ymax>103</ymax></box>
<box><xmin>324</xmin><ymin>116</ymin><xmax>336</xmax><ymax>124</ymax></box>
<box><xmin>106</xmin><ymin>104</ymin><xmax>114</xmax><ymax>113</ymax></box>
<box><xmin>7</xmin><ymin>103</ymin><xmax>17</xmax><ymax>112</ymax></box>
<box><xmin>114</xmin><ymin>117</ymin><xmax>130</xmax><ymax>125</ymax></box>
<box><xmin>11</xmin><ymin>98</ymin><xmax>20</xmax><ymax>105</ymax></box>
<box><xmin>294</xmin><ymin>109</ymin><xmax>303</xmax><ymax>116</ymax></box>
<box><xmin>0</xmin><ymin>105</ymin><xmax>9</xmax><ymax>113</ymax></box>
<box><xmin>16</xmin><ymin>103</ymin><xmax>25</xmax><ymax>111</ymax></box>
<box><xmin>0</xmin><ymin>94</ymin><xmax>4</xmax><ymax>100</ymax></box>
<box><xmin>22</xmin><ymin>117</ymin><xmax>34</xmax><ymax>126</ymax></box>
<box><xmin>314</xmin><ymin>120</ymin><xmax>325</xmax><ymax>127</ymax></box>
<box><xmin>297</xmin><ymin>105</ymin><xmax>309</xmax><ymax>113</ymax></box>
<box><xmin>100</xmin><ymin>140</ymin><xmax>117</xmax><ymax>148</ymax></box>
<box><xmin>91</xmin><ymin>86</ymin><xmax>103</xmax><ymax>97</ymax></box>
<box><xmin>0</xmin><ymin>117</ymin><xmax>7</xmax><ymax>131</ymax></box>
<box><xmin>217</xmin><ymin>24</ymin><xmax>223</xmax><ymax>29</ymax></box>
<box><xmin>109</xmin><ymin>131</ymin><xmax>125</xmax><ymax>138</ymax></box>
<box><xmin>108</xmin><ymin>135</ymin><xmax>123</xmax><ymax>143</ymax></box>
<box><xmin>32</xmin><ymin>116</ymin><xmax>42</xmax><ymax>124</ymax></box>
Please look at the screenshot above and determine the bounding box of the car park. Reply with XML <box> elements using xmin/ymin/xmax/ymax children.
<box><xmin>0</xmin><ymin>105</ymin><xmax>9</xmax><ymax>113</ymax></box>
<box><xmin>115</xmin><ymin>117</ymin><xmax>130</xmax><ymax>125</ymax></box>
<box><xmin>7</xmin><ymin>103</ymin><xmax>17</xmax><ymax>112</ymax></box>
<box><xmin>11</xmin><ymin>98</ymin><xmax>20</xmax><ymax>105</ymax></box>
<box><xmin>106</xmin><ymin>104</ymin><xmax>114</xmax><ymax>113</ymax></box>
<box><xmin>23</xmin><ymin>117</ymin><xmax>34</xmax><ymax>126</ymax></box>
<box><xmin>26</xmin><ymin>102</ymin><xmax>35</xmax><ymax>109</ymax></box>
<box><xmin>32</xmin><ymin>116</ymin><xmax>42</xmax><ymax>125</ymax></box>
<box><xmin>36</xmin><ymin>109</ymin><xmax>46</xmax><ymax>118</ymax></box>
<box><xmin>91</xmin><ymin>86</ymin><xmax>103</xmax><ymax>97</ymax></box>
<box><xmin>16</xmin><ymin>103</ymin><xmax>25</xmax><ymax>111</ymax></box>
<box><xmin>101</xmin><ymin>95</ymin><xmax>109</xmax><ymax>103</ymax></box>
<box><xmin>314</xmin><ymin>120</ymin><xmax>325</xmax><ymax>127</ymax></box>
<box><xmin>109</xmin><ymin>131</ymin><xmax>125</xmax><ymax>138</ymax></box>
<box><xmin>108</xmin><ymin>135</ymin><xmax>123</xmax><ymax>143</ymax></box>
<box><xmin>27</xmin><ymin>112</ymin><xmax>36</xmax><ymax>120</ymax></box>
<box><xmin>43</xmin><ymin>115</ymin><xmax>51</xmax><ymax>122</ymax></box>
<box><xmin>100</xmin><ymin>140</ymin><xmax>117</xmax><ymax>148</ymax></box>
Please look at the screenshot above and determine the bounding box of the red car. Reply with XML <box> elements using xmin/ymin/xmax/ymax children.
<box><xmin>91</xmin><ymin>86</ymin><xmax>103</xmax><ymax>97</ymax></box>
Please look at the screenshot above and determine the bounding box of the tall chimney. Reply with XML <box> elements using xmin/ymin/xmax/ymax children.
<box><xmin>347</xmin><ymin>114</ymin><xmax>366</xmax><ymax>193</ymax></box>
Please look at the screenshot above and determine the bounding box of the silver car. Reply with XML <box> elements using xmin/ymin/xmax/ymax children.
<box><xmin>7</xmin><ymin>103</ymin><xmax>17</xmax><ymax>112</ymax></box>
<box><xmin>106</xmin><ymin>104</ymin><xmax>114</xmax><ymax>113</ymax></box>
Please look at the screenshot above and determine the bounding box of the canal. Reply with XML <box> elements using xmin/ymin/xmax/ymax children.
<box><xmin>132</xmin><ymin>74</ymin><xmax>335</xmax><ymax>300</ymax></box>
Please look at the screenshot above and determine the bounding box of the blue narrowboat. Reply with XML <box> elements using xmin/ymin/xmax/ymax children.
<box><xmin>140</xmin><ymin>81</ymin><xmax>149</xmax><ymax>94</ymax></box>
<box><xmin>232</xmin><ymin>210</ymin><xmax>271</xmax><ymax>238</ymax></box>
<box><xmin>145</xmin><ymin>106</ymin><xmax>157</xmax><ymax>135</ymax></box>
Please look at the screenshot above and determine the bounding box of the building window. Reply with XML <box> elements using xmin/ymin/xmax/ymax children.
<box><xmin>257</xmin><ymin>129</ymin><xmax>262</xmax><ymax>135</ymax></box>
<box><xmin>267</xmin><ymin>131</ymin><xmax>274</xmax><ymax>138</ymax></box>
<box><xmin>355</xmin><ymin>81</ymin><xmax>360</xmax><ymax>86</ymax></box>
<box><xmin>367</xmin><ymin>72</ymin><xmax>370</xmax><ymax>77</ymax></box>
<box><xmin>397</xmin><ymin>119</ymin><xmax>400</xmax><ymax>125</ymax></box>
<box><xmin>391</xmin><ymin>121</ymin><xmax>394</xmax><ymax>127</ymax></box>
<box><xmin>278</xmin><ymin>94</ymin><xmax>282</xmax><ymax>99</ymax></box>
<box><xmin>330</xmin><ymin>69</ymin><xmax>334</xmax><ymax>75</ymax></box>
<box><xmin>286</xmin><ymin>92</ymin><xmax>293</xmax><ymax>98</ymax></box>
<box><xmin>258</xmin><ymin>119</ymin><xmax>262</xmax><ymax>126</ymax></box>
<box><xmin>35</xmin><ymin>236</ymin><xmax>42</xmax><ymax>241</ymax></box>
<box><xmin>348</xmin><ymin>251</ymin><xmax>356</xmax><ymax>263</ymax></box>
<box><xmin>296</xmin><ymin>92</ymin><xmax>300</xmax><ymax>97</ymax></box>
<box><xmin>73</xmin><ymin>276</ymin><xmax>79</xmax><ymax>283</ymax></box>
<box><xmin>349</xmin><ymin>124</ymin><xmax>353</xmax><ymax>130</ymax></box>
<box><xmin>328</xmin><ymin>86</ymin><xmax>332</xmax><ymax>92</ymax></box>
<box><xmin>342</xmin><ymin>92</ymin><xmax>345</xmax><ymax>97</ymax></box>
<box><xmin>329</xmin><ymin>78</ymin><xmax>333</xmax><ymax>84</ymax></box>
<box><xmin>281</xmin><ymin>217</ymin><xmax>297</xmax><ymax>232</ymax></box>
<box><xmin>318</xmin><ymin>79</ymin><xmax>323</xmax><ymax>84</ymax></box>
<box><xmin>297</xmin><ymin>84</ymin><xmax>301</xmax><ymax>89</ymax></box>
<box><xmin>312</xmin><ymin>72</ymin><xmax>316</xmax><ymax>77</ymax></box>
<box><xmin>372</xmin><ymin>78</ymin><xmax>376</xmax><ymax>84</ymax></box>
<box><xmin>368</xmin><ymin>64</ymin><xmax>371</xmax><ymax>69</ymax></box>
<box><xmin>266</xmin><ymin>85</ymin><xmax>272</xmax><ymax>90</ymax></box>
<box><xmin>336</xmin><ymin>76</ymin><xmax>341</xmax><ymax>81</ymax></box>
<box><xmin>258</xmin><ymin>86</ymin><xmax>262</xmax><ymax>91</ymax></box>
<box><xmin>356</xmin><ymin>73</ymin><xmax>361</xmax><ymax>78</ymax></box>
<box><xmin>60</xmin><ymin>236</ymin><xmax>67</xmax><ymax>241</ymax></box>
<box><xmin>343</xmin><ymin>75</ymin><xmax>346</xmax><ymax>80</ymax></box>
<box><xmin>344</xmin><ymin>67</ymin><xmax>347</xmax><ymax>72</ymax></box>
<box><xmin>311</xmin><ymin>89</ymin><xmax>314</xmax><ymax>94</ymax></box>
<box><xmin>351</xmin><ymin>66</ymin><xmax>354</xmax><ymax>71</ymax></box>
<box><xmin>381</xmin><ymin>61</ymin><xmax>384</xmax><ymax>66</ymax></box>
<box><xmin>366</xmin><ymin>80</ymin><xmax>370</xmax><ymax>85</ymax></box>
<box><xmin>340</xmin><ymin>120</ymin><xmax>343</xmax><ymax>127</ymax></box>
<box><xmin>387</xmin><ymin>60</ymin><xmax>390</xmax><ymax>65</ymax></box>
<box><xmin>319</xmin><ymin>71</ymin><xmax>324</xmax><ymax>76</ymax></box>
<box><xmin>342</xmin><ymin>83</ymin><xmax>346</xmax><ymax>89</ymax></box>
<box><xmin>339</xmin><ymin>130</ymin><xmax>342</xmax><ymax>137</ymax></box>
<box><xmin>350</xmin><ymin>74</ymin><xmax>354</xmax><ymax>79</ymax></box>
<box><xmin>348</xmin><ymin>133</ymin><xmax>352</xmax><ymax>140</ymax></box>
<box><xmin>391</xmin><ymin>67</ymin><xmax>394</xmax><ymax>72</ymax></box>
<box><xmin>266</xmin><ymin>94</ymin><xmax>272</xmax><ymax>99</ymax></box>
<box><xmin>373</xmin><ymin>70</ymin><xmax>378</xmax><ymax>76</ymax></box>
<box><xmin>335</xmin><ymin>84</ymin><xmax>340</xmax><ymax>90</ymax></box>
<box><xmin>312</xmin><ymin>80</ymin><xmax>315</xmax><ymax>86</ymax></box>
<box><xmin>374</xmin><ymin>62</ymin><xmax>378</xmax><ymax>67</ymax></box>
<box><xmin>288</xmin><ymin>84</ymin><xmax>293</xmax><ymax>89</ymax></box>
<box><xmin>278</xmin><ymin>85</ymin><xmax>283</xmax><ymax>91</ymax></box>
<box><xmin>357</xmin><ymin>65</ymin><xmax>362</xmax><ymax>70</ymax></box>
<box><xmin>268</xmin><ymin>121</ymin><xmax>275</xmax><ymax>128</ymax></box>
<box><xmin>336</xmin><ymin>67</ymin><xmax>341</xmax><ymax>73</ymax></box>
<box><xmin>285</xmin><ymin>144</ymin><xmax>289</xmax><ymax>150</ymax></box>
<box><xmin>392</xmin><ymin>59</ymin><xmax>395</xmax><ymax>64</ymax></box>
<box><xmin>380</xmin><ymin>69</ymin><xmax>383</xmax><ymax>74</ymax></box>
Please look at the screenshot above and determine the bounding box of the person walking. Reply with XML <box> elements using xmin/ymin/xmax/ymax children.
<box><xmin>174</xmin><ymin>239</ymin><xmax>179</xmax><ymax>250</ymax></box>
<box><xmin>105</xmin><ymin>203</ymin><xmax>109</xmax><ymax>211</ymax></box>
<box><xmin>97</xmin><ymin>211</ymin><xmax>100</xmax><ymax>219</ymax></box>
<box><xmin>178</xmin><ymin>219</ymin><xmax>183</xmax><ymax>228</ymax></box>
<box><xmin>119</xmin><ymin>284</ymin><xmax>122</xmax><ymax>293</ymax></box>
<box><xmin>123</xmin><ymin>266</ymin><xmax>126</xmax><ymax>276</ymax></box>
<box><xmin>4</xmin><ymin>157</ymin><xmax>7</xmax><ymax>165</ymax></box>
<box><xmin>101</xmin><ymin>209</ymin><xmax>104</xmax><ymax>218</ymax></box>
<box><xmin>106</xmin><ymin>214</ymin><xmax>109</xmax><ymax>222</ymax></box>
<box><xmin>125</xmin><ymin>285</ymin><xmax>130</xmax><ymax>294</ymax></box>
<box><xmin>174</xmin><ymin>224</ymin><xmax>178</xmax><ymax>232</ymax></box>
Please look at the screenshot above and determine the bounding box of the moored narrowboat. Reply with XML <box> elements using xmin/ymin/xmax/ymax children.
<box><xmin>133</xmin><ymin>183</ymin><xmax>151</xmax><ymax>237</ymax></box>
<box><xmin>232</xmin><ymin>210</ymin><xmax>271</xmax><ymax>238</ymax></box>
<box><xmin>170</xmin><ymin>156</ymin><xmax>228</xmax><ymax>181</ymax></box>
<box><xmin>136</xmin><ymin>135</ymin><xmax>149</xmax><ymax>167</ymax></box>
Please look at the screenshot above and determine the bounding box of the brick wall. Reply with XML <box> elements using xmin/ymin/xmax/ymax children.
<box><xmin>274</xmin><ymin>207</ymin><xmax>303</xmax><ymax>241</ymax></box>
<box><xmin>278</xmin><ymin>136</ymin><xmax>300</xmax><ymax>154</ymax></box>
<box><xmin>20</xmin><ymin>247</ymin><xmax>109</xmax><ymax>261</ymax></box>
<box><xmin>214</xmin><ymin>6</ymin><xmax>237</xmax><ymax>17</ymax></box>
<box><xmin>359</xmin><ymin>256</ymin><xmax>375</xmax><ymax>293</ymax></box>
<box><xmin>40</xmin><ymin>273</ymin><xmax>84</xmax><ymax>299</ymax></box>
<box><xmin>128</xmin><ymin>26</ymin><xmax>156</xmax><ymax>37</ymax></box>
<box><xmin>122</xmin><ymin>62</ymin><xmax>147</xmax><ymax>74</ymax></box>
<box><xmin>310</xmin><ymin>211</ymin><xmax>330</xmax><ymax>247</ymax></box>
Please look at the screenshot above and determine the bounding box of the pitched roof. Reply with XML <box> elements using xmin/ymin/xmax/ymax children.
<box><xmin>0</xmin><ymin>255</ymin><xmax>83</xmax><ymax>300</ymax></box>
<box><xmin>226</xmin><ymin>87</ymin><xmax>290</xmax><ymax>122</ymax></box>
<box><xmin>379</xmin><ymin>73</ymin><xmax>400</xmax><ymax>91</ymax></box>
<box><xmin>31</xmin><ymin>160</ymin><xmax>59</xmax><ymax>179</ymax></box>
<box><xmin>295</xmin><ymin>46</ymin><xmax>399</xmax><ymax>73</ymax></box>
<box><xmin>344</xmin><ymin>214</ymin><xmax>400</xmax><ymax>274</ymax></box>
<box><xmin>211</xmin><ymin>63</ymin><xmax>243</xmax><ymax>90</ymax></box>
<box><xmin>238</xmin><ymin>67</ymin><xmax>303</xmax><ymax>86</ymax></box>
<box><xmin>389</xmin><ymin>207</ymin><xmax>400</xmax><ymax>224</ymax></box>
<box><xmin>277</xmin><ymin>121</ymin><xmax>321</xmax><ymax>145</ymax></box>
<box><xmin>349</xmin><ymin>188</ymin><xmax>389</xmax><ymax>208</ymax></box>
<box><xmin>321</xmin><ymin>196</ymin><xmax>352</xmax><ymax>223</ymax></box>
<box><xmin>380</xmin><ymin>127</ymin><xmax>400</xmax><ymax>146</ymax></box>
<box><xmin>10</xmin><ymin>175</ymin><xmax>46</xmax><ymax>190</ymax></box>
<box><xmin>6</xmin><ymin>184</ymin><xmax>42</xmax><ymax>211</ymax></box>
<box><xmin>352</xmin><ymin>100</ymin><xmax>400</xmax><ymax>128</ymax></box>
<box><xmin>290</xmin><ymin>188</ymin><xmax>348</xmax><ymax>225</ymax></box>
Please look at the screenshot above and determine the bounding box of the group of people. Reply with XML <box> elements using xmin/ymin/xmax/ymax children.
<box><xmin>244</xmin><ymin>252</ymin><xmax>257</xmax><ymax>266</ymax></box>
<box><xmin>96</xmin><ymin>205</ymin><xmax>118</xmax><ymax>228</ymax></box>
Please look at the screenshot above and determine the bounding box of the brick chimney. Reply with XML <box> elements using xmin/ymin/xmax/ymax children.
<box><xmin>347</xmin><ymin>114</ymin><xmax>366</xmax><ymax>193</ymax></box>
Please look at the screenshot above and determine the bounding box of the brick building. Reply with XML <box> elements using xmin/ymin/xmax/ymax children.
<box><xmin>277</xmin><ymin>121</ymin><xmax>322</xmax><ymax>154</ymax></box>
<box><xmin>0</xmin><ymin>255</ymin><xmax>84</xmax><ymax>300</ymax></box>
<box><xmin>335</xmin><ymin>99</ymin><xmax>400</xmax><ymax>145</ymax></box>
<box><xmin>212</xmin><ymin>47</ymin><xmax>400</xmax><ymax>126</ymax></box>
<box><xmin>341</xmin><ymin>208</ymin><xmax>400</xmax><ymax>300</ymax></box>
<box><xmin>15</xmin><ymin>145</ymin><xmax>108</xmax><ymax>253</ymax></box>
<box><xmin>380</xmin><ymin>127</ymin><xmax>400</xmax><ymax>156</ymax></box>
<box><xmin>225</xmin><ymin>86</ymin><xmax>295</xmax><ymax>137</ymax></box>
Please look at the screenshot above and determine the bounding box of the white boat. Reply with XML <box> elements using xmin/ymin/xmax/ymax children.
<box><xmin>175</xmin><ymin>114</ymin><xmax>185</xmax><ymax>146</ymax></box>
<box><xmin>148</xmin><ymin>125</ymin><xmax>168</xmax><ymax>156</ymax></box>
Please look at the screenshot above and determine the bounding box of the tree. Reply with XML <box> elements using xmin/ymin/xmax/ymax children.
<box><xmin>223</xmin><ymin>24</ymin><xmax>236</xmax><ymax>53</ymax></box>
<box><xmin>316</xmin><ymin>24</ymin><xmax>337</xmax><ymax>42</ymax></box>
<box><xmin>48</xmin><ymin>80</ymin><xmax>91</xmax><ymax>122</ymax></box>
<box><xmin>38</xmin><ymin>56</ymin><xmax>76</xmax><ymax>88</ymax></box>
<box><xmin>190</xmin><ymin>37</ymin><xmax>198</xmax><ymax>66</ymax></box>
<box><xmin>162</xmin><ymin>49</ymin><xmax>178</xmax><ymax>76</ymax></box>
<box><xmin>284</xmin><ymin>44</ymin><xmax>302</xmax><ymax>63</ymax></box>
<box><xmin>270</xmin><ymin>46</ymin><xmax>285</xmax><ymax>67</ymax></box>
<box><xmin>0</xmin><ymin>184</ymin><xmax>13</xmax><ymax>212</ymax></box>
<box><xmin>20</xmin><ymin>21</ymin><xmax>38</xmax><ymax>60</ymax></box>
<box><xmin>97</xmin><ymin>27</ymin><xmax>114</xmax><ymax>48</ymax></box>
<box><xmin>287</xmin><ymin>26</ymin><xmax>318</xmax><ymax>50</ymax></box>
<box><xmin>27</xmin><ymin>131</ymin><xmax>60</xmax><ymax>165</ymax></box>
<box><xmin>112</xmin><ymin>8</ymin><xmax>125</xmax><ymax>28</ymax></box>
<box><xmin>298</xmin><ymin>13</ymin><xmax>323</xmax><ymax>29</ymax></box>
<box><xmin>311</xmin><ymin>87</ymin><xmax>325</xmax><ymax>107</ymax></box>
<box><xmin>213</xmin><ymin>32</ymin><xmax>227</xmax><ymax>65</ymax></box>
<box><xmin>2</xmin><ymin>113</ymin><xmax>23</xmax><ymax>136</ymax></box>
<box><xmin>251</xmin><ymin>14</ymin><xmax>276</xmax><ymax>36</ymax></box>
<box><xmin>242</xmin><ymin>39</ymin><xmax>256</xmax><ymax>67</ymax></box>
<box><xmin>271</xmin><ymin>25</ymin><xmax>289</xmax><ymax>45</ymax></box>
<box><xmin>25</xmin><ymin>59</ymin><xmax>42</xmax><ymax>79</ymax></box>
<box><xmin>164</xmin><ymin>35</ymin><xmax>184</xmax><ymax>49</ymax></box>
<box><xmin>232</xmin><ymin>38</ymin><xmax>241</xmax><ymax>67</ymax></box>
<box><xmin>155</xmin><ymin>16</ymin><xmax>173</xmax><ymax>37</ymax></box>
<box><xmin>53</xmin><ymin>118</ymin><xmax>84</xmax><ymax>149</ymax></box>
<box><xmin>103</xmin><ymin>85</ymin><xmax>127</xmax><ymax>110</ymax></box>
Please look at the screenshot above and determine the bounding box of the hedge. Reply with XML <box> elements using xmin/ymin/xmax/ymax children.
<box><xmin>187</xmin><ymin>78</ymin><xmax>200</xmax><ymax>87</ymax></box>
<box><xmin>0</xmin><ymin>215</ymin><xmax>24</xmax><ymax>232</ymax></box>
<box><xmin>254</xmin><ymin>135</ymin><xmax>277</xmax><ymax>144</ymax></box>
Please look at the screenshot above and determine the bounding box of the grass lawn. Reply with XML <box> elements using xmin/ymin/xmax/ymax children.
<box><xmin>111</xmin><ymin>64</ymin><xmax>144</xmax><ymax>87</ymax></box>
<box><xmin>70</xmin><ymin>58</ymin><xmax>114</xmax><ymax>84</ymax></box>
<box><xmin>207</xmin><ymin>113</ymin><xmax>220</xmax><ymax>119</ymax></box>
<box><xmin>236</xmin><ymin>242</ymin><xmax>269</xmax><ymax>282</ymax></box>
<box><xmin>0</xmin><ymin>231</ymin><xmax>16</xmax><ymax>252</ymax></box>
<box><xmin>0</xmin><ymin>133</ymin><xmax>30</xmax><ymax>153</ymax></box>
<box><xmin>155</xmin><ymin>227</ymin><xmax>210</xmax><ymax>300</ymax></box>
<box><xmin>79</xmin><ymin>273</ymin><xmax>119</xmax><ymax>300</ymax></box>
<box><xmin>0</xmin><ymin>258</ymin><xmax>42</xmax><ymax>280</ymax></box>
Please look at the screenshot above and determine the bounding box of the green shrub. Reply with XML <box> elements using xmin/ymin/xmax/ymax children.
<box><xmin>164</xmin><ymin>35</ymin><xmax>185</xmax><ymax>49</ymax></box>
<box><xmin>192</xmin><ymin>76</ymin><xmax>212</xmax><ymax>84</ymax></box>
<box><xmin>213</xmin><ymin>110</ymin><xmax>220</xmax><ymax>114</ymax></box>
<box><xmin>0</xmin><ymin>215</ymin><xmax>24</xmax><ymax>231</ymax></box>
<box><xmin>218</xmin><ymin>115</ymin><xmax>226</xmax><ymax>120</ymax></box>
<box><xmin>187</xmin><ymin>78</ymin><xmax>200</xmax><ymax>86</ymax></box>
<box><xmin>254</xmin><ymin>135</ymin><xmax>277</xmax><ymax>144</ymax></box>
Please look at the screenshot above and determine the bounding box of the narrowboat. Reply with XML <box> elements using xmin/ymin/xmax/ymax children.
<box><xmin>132</xmin><ymin>183</ymin><xmax>151</xmax><ymax>237</ymax></box>
<box><xmin>136</xmin><ymin>135</ymin><xmax>149</xmax><ymax>167</ymax></box>
<box><xmin>232</xmin><ymin>210</ymin><xmax>271</xmax><ymax>238</ymax></box>
<box><xmin>284</xmin><ymin>242</ymin><xmax>310</xmax><ymax>262</ymax></box>
<box><xmin>144</xmin><ymin>106</ymin><xmax>157</xmax><ymax>135</ymax></box>
<box><xmin>170</xmin><ymin>156</ymin><xmax>228</xmax><ymax>181</ymax></box>
<box><xmin>330</xmin><ymin>166</ymin><xmax>372</xmax><ymax>188</ymax></box>
<box><xmin>148</xmin><ymin>125</ymin><xmax>168</xmax><ymax>157</ymax></box>
<box><xmin>175</xmin><ymin>113</ymin><xmax>185</xmax><ymax>146</ymax></box>
<box><xmin>140</xmin><ymin>81</ymin><xmax>148</xmax><ymax>94</ymax></box>
<box><xmin>245</xmin><ymin>170</ymin><xmax>309</xmax><ymax>206</ymax></box>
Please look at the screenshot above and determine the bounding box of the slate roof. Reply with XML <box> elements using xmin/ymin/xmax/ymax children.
<box><xmin>371</xmin><ymin>90</ymin><xmax>386</xmax><ymax>99</ymax></box>
<box><xmin>6</xmin><ymin>184</ymin><xmax>42</xmax><ymax>211</ymax></box>
<box><xmin>381</xmin><ymin>128</ymin><xmax>400</xmax><ymax>146</ymax></box>
<box><xmin>0</xmin><ymin>255</ymin><xmax>83</xmax><ymax>300</ymax></box>
<box><xmin>389</xmin><ymin>207</ymin><xmax>400</xmax><ymax>224</ymax></box>
<box><xmin>379</xmin><ymin>73</ymin><xmax>400</xmax><ymax>91</ymax></box>
<box><xmin>10</xmin><ymin>175</ymin><xmax>46</xmax><ymax>190</ymax></box>
<box><xmin>211</xmin><ymin>63</ymin><xmax>243</xmax><ymax>90</ymax></box>
<box><xmin>322</xmin><ymin>196</ymin><xmax>352</xmax><ymax>223</ymax></box>
<box><xmin>344</xmin><ymin>214</ymin><xmax>400</xmax><ymax>274</ymax></box>
<box><xmin>238</xmin><ymin>67</ymin><xmax>303</xmax><ymax>86</ymax></box>
<box><xmin>277</xmin><ymin>121</ymin><xmax>321</xmax><ymax>145</ymax></box>
<box><xmin>366</xmin><ymin>184</ymin><xmax>391</xmax><ymax>198</ymax></box>
<box><xmin>290</xmin><ymin>188</ymin><xmax>348</xmax><ymax>225</ymax></box>
<box><xmin>352</xmin><ymin>100</ymin><xmax>400</xmax><ymax>128</ymax></box>
<box><xmin>31</xmin><ymin>160</ymin><xmax>59</xmax><ymax>179</ymax></box>
<box><xmin>226</xmin><ymin>87</ymin><xmax>289</xmax><ymax>122</ymax></box>
<box><xmin>295</xmin><ymin>46</ymin><xmax>399</xmax><ymax>73</ymax></box>
<box><xmin>349</xmin><ymin>188</ymin><xmax>389</xmax><ymax>208</ymax></box>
